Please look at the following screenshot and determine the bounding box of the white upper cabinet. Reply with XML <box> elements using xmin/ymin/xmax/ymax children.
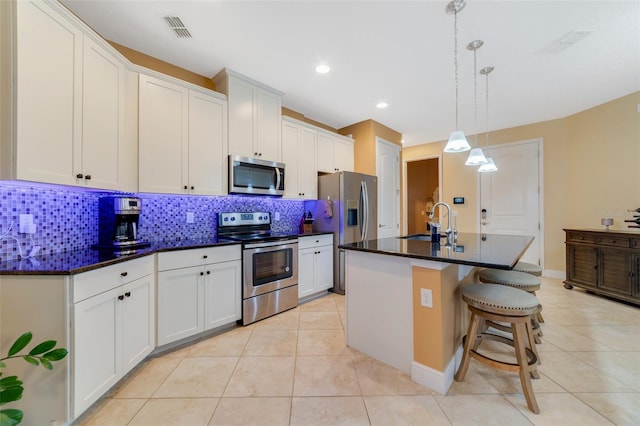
<box><xmin>13</xmin><ymin>0</ymin><xmax>82</xmax><ymax>186</ymax></box>
<box><xmin>188</xmin><ymin>90</ymin><xmax>228</xmax><ymax>195</ymax></box>
<box><xmin>81</xmin><ymin>36</ymin><xmax>126</xmax><ymax>189</ymax></box>
<box><xmin>8</xmin><ymin>0</ymin><xmax>131</xmax><ymax>190</ymax></box>
<box><xmin>213</xmin><ymin>69</ymin><xmax>283</xmax><ymax>162</ymax></box>
<box><xmin>317</xmin><ymin>131</ymin><xmax>354</xmax><ymax>173</ymax></box>
<box><xmin>138</xmin><ymin>74</ymin><xmax>227</xmax><ymax>195</ymax></box>
<box><xmin>282</xmin><ymin>117</ymin><xmax>318</xmax><ymax>200</ymax></box>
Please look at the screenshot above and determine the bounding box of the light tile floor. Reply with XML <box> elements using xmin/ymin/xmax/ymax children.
<box><xmin>77</xmin><ymin>277</ymin><xmax>640</xmax><ymax>425</ymax></box>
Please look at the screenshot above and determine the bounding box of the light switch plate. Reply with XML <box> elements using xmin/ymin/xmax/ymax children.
<box><xmin>186</xmin><ymin>212</ymin><xmax>195</xmax><ymax>224</ymax></box>
<box><xmin>420</xmin><ymin>288</ymin><xmax>433</xmax><ymax>308</ymax></box>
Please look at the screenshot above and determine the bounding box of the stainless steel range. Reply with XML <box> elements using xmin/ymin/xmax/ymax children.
<box><xmin>218</xmin><ymin>212</ymin><xmax>298</xmax><ymax>325</ymax></box>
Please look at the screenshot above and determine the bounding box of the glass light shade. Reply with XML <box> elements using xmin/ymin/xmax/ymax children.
<box><xmin>478</xmin><ymin>157</ymin><xmax>498</xmax><ymax>172</ymax></box>
<box><xmin>444</xmin><ymin>130</ymin><xmax>471</xmax><ymax>152</ymax></box>
<box><xmin>465</xmin><ymin>147</ymin><xmax>489</xmax><ymax>166</ymax></box>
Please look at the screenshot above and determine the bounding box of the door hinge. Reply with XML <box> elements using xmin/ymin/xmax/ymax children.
<box><xmin>538</xmin><ymin>223</ymin><xmax>541</xmax><ymax>230</ymax></box>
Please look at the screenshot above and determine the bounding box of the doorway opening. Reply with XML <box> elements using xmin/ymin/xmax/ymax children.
<box><xmin>405</xmin><ymin>157</ymin><xmax>440</xmax><ymax>235</ymax></box>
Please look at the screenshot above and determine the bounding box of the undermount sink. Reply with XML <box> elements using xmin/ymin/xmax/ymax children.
<box><xmin>397</xmin><ymin>234</ymin><xmax>432</xmax><ymax>241</ymax></box>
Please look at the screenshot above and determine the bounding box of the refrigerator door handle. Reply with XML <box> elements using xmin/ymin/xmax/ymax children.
<box><xmin>361</xmin><ymin>181</ymin><xmax>369</xmax><ymax>241</ymax></box>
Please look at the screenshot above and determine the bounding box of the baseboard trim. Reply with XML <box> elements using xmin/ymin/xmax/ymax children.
<box><xmin>543</xmin><ymin>269</ymin><xmax>566</xmax><ymax>280</ymax></box>
<box><xmin>411</xmin><ymin>345</ymin><xmax>463</xmax><ymax>395</ymax></box>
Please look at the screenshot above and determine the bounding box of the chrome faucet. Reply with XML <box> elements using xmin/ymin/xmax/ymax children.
<box><xmin>429</xmin><ymin>202</ymin><xmax>454</xmax><ymax>243</ymax></box>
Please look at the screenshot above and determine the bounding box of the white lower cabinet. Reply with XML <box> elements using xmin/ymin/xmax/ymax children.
<box><xmin>72</xmin><ymin>256</ymin><xmax>155</xmax><ymax>418</ymax></box>
<box><xmin>157</xmin><ymin>245</ymin><xmax>242</xmax><ymax>346</ymax></box>
<box><xmin>298</xmin><ymin>234</ymin><xmax>334</xmax><ymax>299</ymax></box>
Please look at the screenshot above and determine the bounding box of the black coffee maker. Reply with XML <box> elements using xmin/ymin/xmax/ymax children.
<box><xmin>95</xmin><ymin>196</ymin><xmax>150</xmax><ymax>251</ymax></box>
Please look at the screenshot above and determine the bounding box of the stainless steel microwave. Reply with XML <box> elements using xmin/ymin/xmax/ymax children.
<box><xmin>229</xmin><ymin>155</ymin><xmax>285</xmax><ymax>196</ymax></box>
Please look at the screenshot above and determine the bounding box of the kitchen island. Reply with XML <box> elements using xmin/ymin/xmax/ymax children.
<box><xmin>339</xmin><ymin>233</ymin><xmax>533</xmax><ymax>395</ymax></box>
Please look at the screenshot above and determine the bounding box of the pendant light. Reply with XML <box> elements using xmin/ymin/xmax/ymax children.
<box><xmin>464</xmin><ymin>40</ymin><xmax>488</xmax><ymax>166</ymax></box>
<box><xmin>478</xmin><ymin>66</ymin><xmax>498</xmax><ymax>173</ymax></box>
<box><xmin>443</xmin><ymin>0</ymin><xmax>471</xmax><ymax>153</ymax></box>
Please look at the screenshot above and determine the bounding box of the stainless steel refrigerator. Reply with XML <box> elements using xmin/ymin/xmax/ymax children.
<box><xmin>312</xmin><ymin>171</ymin><xmax>377</xmax><ymax>294</ymax></box>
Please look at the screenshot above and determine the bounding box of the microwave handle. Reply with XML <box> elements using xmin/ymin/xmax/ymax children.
<box><xmin>275</xmin><ymin>167</ymin><xmax>282</xmax><ymax>190</ymax></box>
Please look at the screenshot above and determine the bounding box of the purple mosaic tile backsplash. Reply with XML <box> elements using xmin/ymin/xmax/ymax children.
<box><xmin>0</xmin><ymin>182</ymin><xmax>304</xmax><ymax>262</ymax></box>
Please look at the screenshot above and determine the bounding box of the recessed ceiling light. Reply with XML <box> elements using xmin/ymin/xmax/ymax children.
<box><xmin>376</xmin><ymin>102</ymin><xmax>388</xmax><ymax>109</ymax></box>
<box><xmin>315</xmin><ymin>64</ymin><xmax>330</xmax><ymax>74</ymax></box>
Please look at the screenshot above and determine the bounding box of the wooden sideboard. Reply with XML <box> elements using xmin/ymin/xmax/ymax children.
<box><xmin>564</xmin><ymin>229</ymin><xmax>640</xmax><ymax>305</ymax></box>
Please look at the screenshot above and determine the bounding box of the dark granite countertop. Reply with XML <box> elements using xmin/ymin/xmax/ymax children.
<box><xmin>0</xmin><ymin>239</ymin><xmax>241</xmax><ymax>276</ymax></box>
<box><xmin>0</xmin><ymin>231</ymin><xmax>335</xmax><ymax>276</ymax></box>
<box><xmin>339</xmin><ymin>233</ymin><xmax>534</xmax><ymax>270</ymax></box>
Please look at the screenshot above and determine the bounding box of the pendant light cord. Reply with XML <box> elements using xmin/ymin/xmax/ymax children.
<box><xmin>484</xmin><ymin>71</ymin><xmax>490</xmax><ymax>148</ymax></box>
<box><xmin>473</xmin><ymin>48</ymin><xmax>478</xmax><ymax>148</ymax></box>
<box><xmin>454</xmin><ymin>10</ymin><xmax>459</xmax><ymax>130</ymax></box>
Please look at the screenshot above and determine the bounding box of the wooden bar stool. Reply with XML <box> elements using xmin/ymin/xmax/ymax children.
<box><xmin>512</xmin><ymin>261</ymin><xmax>544</xmax><ymax>323</ymax></box>
<box><xmin>455</xmin><ymin>283</ymin><xmax>541</xmax><ymax>414</ymax></box>
<box><xmin>478</xmin><ymin>268</ymin><xmax>544</xmax><ymax>340</ymax></box>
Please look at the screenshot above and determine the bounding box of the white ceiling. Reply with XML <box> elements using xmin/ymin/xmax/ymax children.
<box><xmin>60</xmin><ymin>0</ymin><xmax>640</xmax><ymax>146</ymax></box>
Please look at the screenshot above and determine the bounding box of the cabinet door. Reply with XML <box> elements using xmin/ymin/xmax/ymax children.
<box><xmin>282</xmin><ymin>120</ymin><xmax>301</xmax><ymax>198</ymax></box>
<box><xmin>317</xmin><ymin>133</ymin><xmax>335</xmax><ymax>173</ymax></box>
<box><xmin>227</xmin><ymin>77</ymin><xmax>256</xmax><ymax>158</ymax></box>
<box><xmin>598</xmin><ymin>249</ymin><xmax>632</xmax><ymax>295</ymax></box>
<box><xmin>139</xmin><ymin>74</ymin><xmax>188</xmax><ymax>194</ymax></box>
<box><xmin>298</xmin><ymin>247</ymin><xmax>316</xmax><ymax>299</ymax></box>
<box><xmin>188</xmin><ymin>90</ymin><xmax>228</xmax><ymax>195</ymax></box>
<box><xmin>15</xmin><ymin>0</ymin><xmax>82</xmax><ymax>185</ymax></box>
<box><xmin>204</xmin><ymin>260</ymin><xmax>242</xmax><ymax>329</ymax></box>
<box><xmin>567</xmin><ymin>245</ymin><xmax>598</xmax><ymax>289</ymax></box>
<box><xmin>298</xmin><ymin>127</ymin><xmax>318</xmax><ymax>199</ymax></box>
<box><xmin>121</xmin><ymin>274</ymin><xmax>155</xmax><ymax>375</ymax></box>
<box><xmin>81</xmin><ymin>36</ymin><xmax>125</xmax><ymax>190</ymax></box>
<box><xmin>315</xmin><ymin>246</ymin><xmax>334</xmax><ymax>291</ymax></box>
<box><xmin>157</xmin><ymin>266</ymin><xmax>204</xmax><ymax>345</ymax></box>
<box><xmin>334</xmin><ymin>137</ymin><xmax>354</xmax><ymax>172</ymax></box>
<box><xmin>256</xmin><ymin>88</ymin><xmax>282</xmax><ymax>161</ymax></box>
<box><xmin>73</xmin><ymin>287</ymin><xmax>119</xmax><ymax>418</ymax></box>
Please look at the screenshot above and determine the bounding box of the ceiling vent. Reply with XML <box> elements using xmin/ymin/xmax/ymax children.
<box><xmin>163</xmin><ymin>16</ymin><xmax>192</xmax><ymax>39</ymax></box>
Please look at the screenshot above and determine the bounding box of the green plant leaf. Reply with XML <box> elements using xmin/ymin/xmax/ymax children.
<box><xmin>0</xmin><ymin>362</ymin><xmax>5</xmax><ymax>368</ymax></box>
<box><xmin>7</xmin><ymin>333</ymin><xmax>32</xmax><ymax>357</ymax></box>
<box><xmin>0</xmin><ymin>408</ymin><xmax>24</xmax><ymax>426</ymax></box>
<box><xmin>42</xmin><ymin>349</ymin><xmax>68</xmax><ymax>362</ymax></box>
<box><xmin>40</xmin><ymin>358</ymin><xmax>52</xmax><ymax>370</ymax></box>
<box><xmin>0</xmin><ymin>386</ymin><xmax>23</xmax><ymax>405</ymax></box>
<box><xmin>28</xmin><ymin>340</ymin><xmax>56</xmax><ymax>356</ymax></box>
<box><xmin>0</xmin><ymin>377</ymin><xmax>22</xmax><ymax>390</ymax></box>
<box><xmin>21</xmin><ymin>356</ymin><xmax>38</xmax><ymax>367</ymax></box>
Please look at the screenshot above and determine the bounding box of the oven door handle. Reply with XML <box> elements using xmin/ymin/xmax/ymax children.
<box><xmin>244</xmin><ymin>239</ymin><xmax>298</xmax><ymax>250</ymax></box>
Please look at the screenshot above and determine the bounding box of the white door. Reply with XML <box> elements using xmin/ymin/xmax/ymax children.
<box><xmin>188</xmin><ymin>90</ymin><xmax>227</xmax><ymax>195</ymax></box>
<box><xmin>204</xmin><ymin>260</ymin><xmax>242</xmax><ymax>329</ymax></box>
<box><xmin>73</xmin><ymin>287</ymin><xmax>119</xmax><ymax>417</ymax></box>
<box><xmin>377</xmin><ymin>138</ymin><xmax>400</xmax><ymax>238</ymax></box>
<box><xmin>157</xmin><ymin>266</ymin><xmax>204</xmax><ymax>345</ymax></box>
<box><xmin>120</xmin><ymin>275</ymin><xmax>155</xmax><ymax>375</ymax></box>
<box><xmin>479</xmin><ymin>140</ymin><xmax>541</xmax><ymax>265</ymax></box>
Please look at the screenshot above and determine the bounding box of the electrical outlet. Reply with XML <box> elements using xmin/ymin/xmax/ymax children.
<box><xmin>274</xmin><ymin>212</ymin><xmax>281</xmax><ymax>221</ymax></box>
<box><xmin>186</xmin><ymin>212</ymin><xmax>195</xmax><ymax>224</ymax></box>
<box><xmin>420</xmin><ymin>288</ymin><xmax>433</xmax><ymax>308</ymax></box>
<box><xmin>19</xmin><ymin>214</ymin><xmax>36</xmax><ymax>234</ymax></box>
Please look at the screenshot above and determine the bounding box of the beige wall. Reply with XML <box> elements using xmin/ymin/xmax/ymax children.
<box><xmin>339</xmin><ymin>119</ymin><xmax>402</xmax><ymax>176</ymax></box>
<box><xmin>108</xmin><ymin>41</ymin><xmax>217</xmax><ymax>91</ymax></box>
<box><xmin>402</xmin><ymin>91</ymin><xmax>639</xmax><ymax>272</ymax></box>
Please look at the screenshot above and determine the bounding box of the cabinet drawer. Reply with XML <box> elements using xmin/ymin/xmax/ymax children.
<box><xmin>595</xmin><ymin>235</ymin><xmax>630</xmax><ymax>248</ymax></box>
<box><xmin>632</xmin><ymin>238</ymin><xmax>640</xmax><ymax>249</ymax></box>
<box><xmin>298</xmin><ymin>234</ymin><xmax>333</xmax><ymax>250</ymax></box>
<box><xmin>158</xmin><ymin>244</ymin><xmax>241</xmax><ymax>271</ymax></box>
<box><xmin>73</xmin><ymin>255</ymin><xmax>154</xmax><ymax>303</ymax></box>
<box><xmin>567</xmin><ymin>232</ymin><xmax>596</xmax><ymax>243</ymax></box>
